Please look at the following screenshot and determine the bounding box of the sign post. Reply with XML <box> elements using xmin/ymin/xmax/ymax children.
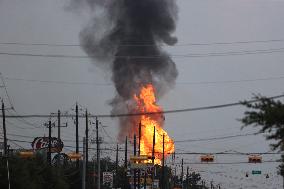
<box><xmin>103</xmin><ymin>172</ymin><xmax>113</xmax><ymax>188</ymax></box>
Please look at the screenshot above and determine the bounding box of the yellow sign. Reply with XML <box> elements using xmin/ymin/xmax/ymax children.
<box><xmin>130</xmin><ymin>162</ymin><xmax>154</xmax><ymax>169</ymax></box>
<box><xmin>130</xmin><ymin>155</ymin><xmax>149</xmax><ymax>161</ymax></box>
<box><xmin>129</xmin><ymin>177</ymin><xmax>152</xmax><ymax>185</ymax></box>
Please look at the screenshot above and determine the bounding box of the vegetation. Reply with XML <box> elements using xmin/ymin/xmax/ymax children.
<box><xmin>0</xmin><ymin>154</ymin><xmax>71</xmax><ymax>189</ymax></box>
<box><xmin>240</xmin><ymin>95</ymin><xmax>284</xmax><ymax>176</ymax></box>
<box><xmin>0</xmin><ymin>152</ymin><xmax>209</xmax><ymax>189</ymax></box>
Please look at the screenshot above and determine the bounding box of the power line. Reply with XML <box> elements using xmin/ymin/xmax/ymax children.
<box><xmin>179</xmin><ymin>160</ymin><xmax>281</xmax><ymax>165</ymax></box>
<box><xmin>3</xmin><ymin>136</ymin><xmax>282</xmax><ymax>156</ymax></box>
<box><xmin>1</xmin><ymin>47</ymin><xmax>284</xmax><ymax>60</ymax></box>
<box><xmin>1</xmin><ymin>39</ymin><xmax>284</xmax><ymax>47</ymax></box>
<box><xmin>175</xmin><ymin>133</ymin><xmax>258</xmax><ymax>143</ymax></box>
<box><xmin>4</xmin><ymin>75</ymin><xmax>284</xmax><ymax>86</ymax></box>
<box><xmin>0</xmin><ymin>94</ymin><xmax>283</xmax><ymax>118</ymax></box>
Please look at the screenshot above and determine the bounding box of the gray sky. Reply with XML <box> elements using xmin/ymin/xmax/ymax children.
<box><xmin>0</xmin><ymin>0</ymin><xmax>284</xmax><ymax>188</ymax></box>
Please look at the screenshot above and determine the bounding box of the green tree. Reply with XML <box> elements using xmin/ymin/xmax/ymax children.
<box><xmin>240</xmin><ymin>95</ymin><xmax>284</xmax><ymax>177</ymax></box>
<box><xmin>0</xmin><ymin>154</ymin><xmax>70</xmax><ymax>189</ymax></box>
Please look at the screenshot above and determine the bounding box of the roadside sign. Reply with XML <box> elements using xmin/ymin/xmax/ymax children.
<box><xmin>103</xmin><ymin>172</ymin><xmax>113</xmax><ymax>187</ymax></box>
<box><xmin>252</xmin><ymin>170</ymin><xmax>261</xmax><ymax>175</ymax></box>
<box><xmin>130</xmin><ymin>162</ymin><xmax>153</xmax><ymax>169</ymax></box>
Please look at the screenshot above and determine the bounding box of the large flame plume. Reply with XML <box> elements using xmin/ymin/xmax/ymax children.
<box><xmin>69</xmin><ymin>0</ymin><xmax>178</xmax><ymax>164</ymax></box>
<box><xmin>134</xmin><ymin>84</ymin><xmax>174</xmax><ymax>165</ymax></box>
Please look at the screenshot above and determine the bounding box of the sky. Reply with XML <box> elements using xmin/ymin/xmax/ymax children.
<box><xmin>0</xmin><ymin>0</ymin><xmax>284</xmax><ymax>188</ymax></box>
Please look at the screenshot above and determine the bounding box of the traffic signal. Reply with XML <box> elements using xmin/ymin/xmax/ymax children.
<box><xmin>200</xmin><ymin>154</ymin><xmax>214</xmax><ymax>162</ymax></box>
<box><xmin>19</xmin><ymin>151</ymin><xmax>34</xmax><ymax>159</ymax></box>
<box><xmin>248</xmin><ymin>155</ymin><xmax>262</xmax><ymax>163</ymax></box>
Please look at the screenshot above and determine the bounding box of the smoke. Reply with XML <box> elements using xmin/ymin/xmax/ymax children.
<box><xmin>69</xmin><ymin>0</ymin><xmax>178</xmax><ymax>141</ymax></box>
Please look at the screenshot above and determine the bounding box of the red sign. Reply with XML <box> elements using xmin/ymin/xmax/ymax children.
<box><xmin>32</xmin><ymin>137</ymin><xmax>64</xmax><ymax>153</ymax></box>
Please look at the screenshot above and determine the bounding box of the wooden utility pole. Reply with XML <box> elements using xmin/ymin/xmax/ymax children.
<box><xmin>57</xmin><ymin>110</ymin><xmax>61</xmax><ymax>142</ymax></box>
<box><xmin>57</xmin><ymin>110</ymin><xmax>61</xmax><ymax>167</ymax></box>
<box><xmin>48</xmin><ymin>119</ymin><xmax>52</xmax><ymax>165</ymax></box>
<box><xmin>124</xmin><ymin>136</ymin><xmax>128</xmax><ymax>189</ymax></box>
<box><xmin>82</xmin><ymin>137</ymin><xmax>86</xmax><ymax>189</ymax></box>
<box><xmin>115</xmin><ymin>144</ymin><xmax>118</xmax><ymax>189</ymax></box>
<box><xmin>96</xmin><ymin>117</ymin><xmax>101</xmax><ymax>189</ymax></box>
<box><xmin>186</xmin><ymin>166</ymin><xmax>189</xmax><ymax>189</ymax></box>
<box><xmin>133</xmin><ymin>134</ymin><xmax>137</xmax><ymax>189</ymax></box>
<box><xmin>152</xmin><ymin>126</ymin><xmax>156</xmax><ymax>188</ymax></box>
<box><xmin>152</xmin><ymin>126</ymin><xmax>156</xmax><ymax>164</ymax></box>
<box><xmin>161</xmin><ymin>134</ymin><xmax>165</xmax><ymax>189</ymax></box>
<box><xmin>75</xmin><ymin>103</ymin><xmax>79</xmax><ymax>168</ymax></box>
<box><xmin>85</xmin><ymin>109</ymin><xmax>89</xmax><ymax>187</ymax></box>
<box><xmin>125</xmin><ymin>136</ymin><xmax>128</xmax><ymax>168</ymax></box>
<box><xmin>181</xmin><ymin>158</ymin><xmax>184</xmax><ymax>188</ymax></box>
<box><xmin>138</xmin><ymin>123</ymin><xmax>141</xmax><ymax>189</ymax></box>
<box><xmin>1</xmin><ymin>101</ymin><xmax>7</xmax><ymax>156</ymax></box>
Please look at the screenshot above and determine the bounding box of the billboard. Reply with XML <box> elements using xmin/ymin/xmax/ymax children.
<box><xmin>32</xmin><ymin>137</ymin><xmax>64</xmax><ymax>153</ymax></box>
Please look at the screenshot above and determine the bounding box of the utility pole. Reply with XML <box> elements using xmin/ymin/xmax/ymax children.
<box><xmin>186</xmin><ymin>166</ymin><xmax>189</xmax><ymax>189</ymax></box>
<box><xmin>138</xmin><ymin>123</ymin><xmax>141</xmax><ymax>189</ymax></box>
<box><xmin>48</xmin><ymin>119</ymin><xmax>52</xmax><ymax>165</ymax></box>
<box><xmin>96</xmin><ymin>117</ymin><xmax>101</xmax><ymax>189</ymax></box>
<box><xmin>82</xmin><ymin>137</ymin><xmax>86</xmax><ymax>189</ymax></box>
<box><xmin>75</xmin><ymin>103</ymin><xmax>79</xmax><ymax>168</ymax></box>
<box><xmin>161</xmin><ymin>134</ymin><xmax>165</xmax><ymax>189</ymax></box>
<box><xmin>85</xmin><ymin>109</ymin><xmax>89</xmax><ymax>187</ymax></box>
<box><xmin>125</xmin><ymin>136</ymin><xmax>128</xmax><ymax>168</ymax></box>
<box><xmin>57</xmin><ymin>110</ymin><xmax>61</xmax><ymax>142</ymax></box>
<box><xmin>115</xmin><ymin>144</ymin><xmax>118</xmax><ymax>189</ymax></box>
<box><xmin>124</xmin><ymin>136</ymin><xmax>128</xmax><ymax>189</ymax></box>
<box><xmin>181</xmin><ymin>158</ymin><xmax>184</xmax><ymax>188</ymax></box>
<box><xmin>1</xmin><ymin>101</ymin><xmax>7</xmax><ymax>156</ymax></box>
<box><xmin>134</xmin><ymin>134</ymin><xmax>137</xmax><ymax>189</ymax></box>
<box><xmin>57</xmin><ymin>110</ymin><xmax>61</xmax><ymax>167</ymax></box>
<box><xmin>152</xmin><ymin>126</ymin><xmax>156</xmax><ymax>188</ymax></box>
<box><xmin>144</xmin><ymin>170</ymin><xmax>147</xmax><ymax>189</ymax></box>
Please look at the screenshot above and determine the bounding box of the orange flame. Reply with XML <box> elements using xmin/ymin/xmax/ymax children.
<box><xmin>134</xmin><ymin>84</ymin><xmax>175</xmax><ymax>165</ymax></box>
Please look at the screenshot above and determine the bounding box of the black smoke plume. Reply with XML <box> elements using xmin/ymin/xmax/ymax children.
<box><xmin>70</xmin><ymin>0</ymin><xmax>178</xmax><ymax>140</ymax></box>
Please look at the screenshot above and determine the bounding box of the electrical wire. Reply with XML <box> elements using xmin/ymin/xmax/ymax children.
<box><xmin>4</xmin><ymin>75</ymin><xmax>284</xmax><ymax>86</ymax></box>
<box><xmin>1</xmin><ymin>38</ymin><xmax>284</xmax><ymax>47</ymax></box>
<box><xmin>1</xmin><ymin>94</ymin><xmax>283</xmax><ymax>118</ymax></box>
<box><xmin>1</xmin><ymin>47</ymin><xmax>284</xmax><ymax>60</ymax></box>
<box><xmin>174</xmin><ymin>133</ymin><xmax>258</xmax><ymax>143</ymax></box>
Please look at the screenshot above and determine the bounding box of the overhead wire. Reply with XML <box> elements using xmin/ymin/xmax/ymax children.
<box><xmin>3</xmin><ymin>75</ymin><xmax>284</xmax><ymax>86</ymax></box>
<box><xmin>1</xmin><ymin>38</ymin><xmax>284</xmax><ymax>47</ymax></box>
<box><xmin>1</xmin><ymin>93</ymin><xmax>283</xmax><ymax>118</ymax></box>
<box><xmin>1</xmin><ymin>47</ymin><xmax>284</xmax><ymax>60</ymax></box>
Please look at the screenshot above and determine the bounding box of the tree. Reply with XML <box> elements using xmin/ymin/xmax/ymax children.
<box><xmin>240</xmin><ymin>95</ymin><xmax>284</xmax><ymax>177</ymax></box>
<box><xmin>188</xmin><ymin>172</ymin><xmax>201</xmax><ymax>187</ymax></box>
<box><xmin>0</xmin><ymin>154</ymin><xmax>70</xmax><ymax>189</ymax></box>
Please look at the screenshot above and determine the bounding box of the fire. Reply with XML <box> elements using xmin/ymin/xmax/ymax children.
<box><xmin>134</xmin><ymin>84</ymin><xmax>175</xmax><ymax>165</ymax></box>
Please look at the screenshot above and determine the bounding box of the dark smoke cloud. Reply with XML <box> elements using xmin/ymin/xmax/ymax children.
<box><xmin>69</xmin><ymin>0</ymin><xmax>178</xmax><ymax>140</ymax></box>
